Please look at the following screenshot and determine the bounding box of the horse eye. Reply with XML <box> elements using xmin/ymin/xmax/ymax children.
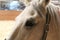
<box><xmin>25</xmin><ymin>18</ymin><xmax>36</xmax><ymax>28</ymax></box>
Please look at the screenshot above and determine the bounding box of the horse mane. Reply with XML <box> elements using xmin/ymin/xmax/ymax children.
<box><xmin>47</xmin><ymin>3</ymin><xmax>60</xmax><ymax>31</ymax></box>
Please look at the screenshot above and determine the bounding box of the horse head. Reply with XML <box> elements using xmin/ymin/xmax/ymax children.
<box><xmin>8</xmin><ymin>0</ymin><xmax>51</xmax><ymax>40</ymax></box>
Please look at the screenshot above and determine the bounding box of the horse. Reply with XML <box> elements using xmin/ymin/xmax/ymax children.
<box><xmin>5</xmin><ymin>0</ymin><xmax>60</xmax><ymax>40</ymax></box>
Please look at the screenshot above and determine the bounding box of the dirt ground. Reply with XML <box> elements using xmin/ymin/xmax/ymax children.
<box><xmin>0</xmin><ymin>10</ymin><xmax>21</xmax><ymax>40</ymax></box>
<box><xmin>0</xmin><ymin>20</ymin><xmax>15</xmax><ymax>40</ymax></box>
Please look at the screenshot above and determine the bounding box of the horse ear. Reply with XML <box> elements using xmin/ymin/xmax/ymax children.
<box><xmin>40</xmin><ymin>0</ymin><xmax>50</xmax><ymax>7</ymax></box>
<box><xmin>19</xmin><ymin>0</ymin><xmax>31</xmax><ymax>6</ymax></box>
<box><xmin>22</xmin><ymin>0</ymin><xmax>32</xmax><ymax>6</ymax></box>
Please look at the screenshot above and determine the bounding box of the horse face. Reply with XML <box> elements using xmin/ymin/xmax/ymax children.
<box><xmin>8</xmin><ymin>0</ymin><xmax>50</xmax><ymax>40</ymax></box>
<box><xmin>16</xmin><ymin>9</ymin><xmax>46</xmax><ymax>40</ymax></box>
<box><xmin>15</xmin><ymin>6</ymin><xmax>46</xmax><ymax>40</ymax></box>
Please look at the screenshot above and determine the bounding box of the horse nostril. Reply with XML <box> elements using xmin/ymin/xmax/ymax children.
<box><xmin>25</xmin><ymin>18</ymin><xmax>36</xmax><ymax>28</ymax></box>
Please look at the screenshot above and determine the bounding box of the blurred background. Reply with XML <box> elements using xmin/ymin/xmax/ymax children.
<box><xmin>0</xmin><ymin>0</ymin><xmax>59</xmax><ymax>10</ymax></box>
<box><xmin>0</xmin><ymin>0</ymin><xmax>25</xmax><ymax>10</ymax></box>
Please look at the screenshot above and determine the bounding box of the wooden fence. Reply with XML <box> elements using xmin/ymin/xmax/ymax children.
<box><xmin>0</xmin><ymin>10</ymin><xmax>21</xmax><ymax>20</ymax></box>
